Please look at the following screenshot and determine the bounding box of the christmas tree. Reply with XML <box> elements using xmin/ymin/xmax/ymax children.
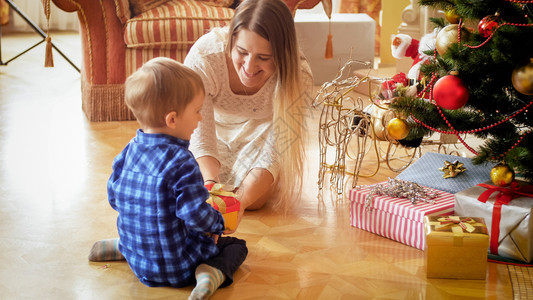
<box><xmin>389</xmin><ymin>0</ymin><xmax>533</xmax><ymax>185</ymax></box>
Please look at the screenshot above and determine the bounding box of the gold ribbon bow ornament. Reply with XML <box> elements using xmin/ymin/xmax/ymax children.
<box><xmin>431</xmin><ymin>216</ymin><xmax>487</xmax><ymax>247</ymax></box>
<box><xmin>435</xmin><ymin>216</ymin><xmax>476</xmax><ymax>233</ymax></box>
<box><xmin>439</xmin><ymin>160</ymin><xmax>466</xmax><ymax>178</ymax></box>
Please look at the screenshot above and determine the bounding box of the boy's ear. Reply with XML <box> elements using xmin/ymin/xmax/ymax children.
<box><xmin>165</xmin><ymin>111</ymin><xmax>178</xmax><ymax>128</ymax></box>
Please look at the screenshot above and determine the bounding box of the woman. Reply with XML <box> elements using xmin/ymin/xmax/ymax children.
<box><xmin>88</xmin><ymin>0</ymin><xmax>313</xmax><ymax>262</ymax></box>
<box><xmin>184</xmin><ymin>0</ymin><xmax>313</xmax><ymax>231</ymax></box>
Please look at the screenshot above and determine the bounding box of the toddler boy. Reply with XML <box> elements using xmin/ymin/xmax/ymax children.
<box><xmin>107</xmin><ymin>57</ymin><xmax>247</xmax><ymax>299</ymax></box>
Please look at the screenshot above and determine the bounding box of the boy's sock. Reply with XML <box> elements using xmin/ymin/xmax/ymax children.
<box><xmin>189</xmin><ymin>264</ymin><xmax>225</xmax><ymax>300</ymax></box>
<box><xmin>88</xmin><ymin>238</ymin><xmax>125</xmax><ymax>261</ymax></box>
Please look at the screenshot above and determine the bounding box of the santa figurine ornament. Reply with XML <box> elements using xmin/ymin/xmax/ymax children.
<box><xmin>391</xmin><ymin>29</ymin><xmax>438</xmax><ymax>81</ymax></box>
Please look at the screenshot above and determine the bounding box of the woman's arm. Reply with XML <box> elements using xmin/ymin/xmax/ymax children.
<box><xmin>224</xmin><ymin>168</ymin><xmax>274</xmax><ymax>234</ymax></box>
<box><xmin>236</xmin><ymin>168</ymin><xmax>274</xmax><ymax>210</ymax></box>
<box><xmin>197</xmin><ymin>156</ymin><xmax>221</xmax><ymax>184</ymax></box>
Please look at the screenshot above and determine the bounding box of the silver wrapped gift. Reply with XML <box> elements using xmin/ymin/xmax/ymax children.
<box><xmin>454</xmin><ymin>182</ymin><xmax>533</xmax><ymax>263</ymax></box>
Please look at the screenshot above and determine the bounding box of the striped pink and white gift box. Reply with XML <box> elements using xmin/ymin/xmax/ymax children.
<box><xmin>349</xmin><ymin>183</ymin><xmax>455</xmax><ymax>250</ymax></box>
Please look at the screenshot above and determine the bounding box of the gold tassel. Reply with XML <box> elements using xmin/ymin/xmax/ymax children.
<box><xmin>1</xmin><ymin>0</ymin><xmax>10</xmax><ymax>26</ymax></box>
<box><xmin>45</xmin><ymin>36</ymin><xmax>54</xmax><ymax>67</ymax></box>
<box><xmin>324</xmin><ymin>21</ymin><xmax>333</xmax><ymax>60</ymax></box>
<box><xmin>42</xmin><ymin>0</ymin><xmax>54</xmax><ymax>67</ymax></box>
<box><xmin>322</xmin><ymin>0</ymin><xmax>333</xmax><ymax>60</ymax></box>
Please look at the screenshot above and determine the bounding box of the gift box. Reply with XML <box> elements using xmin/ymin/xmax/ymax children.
<box><xmin>350</xmin><ymin>180</ymin><xmax>455</xmax><ymax>250</ymax></box>
<box><xmin>396</xmin><ymin>152</ymin><xmax>495</xmax><ymax>194</ymax></box>
<box><xmin>294</xmin><ymin>12</ymin><xmax>375</xmax><ymax>85</ymax></box>
<box><xmin>205</xmin><ymin>183</ymin><xmax>240</xmax><ymax>231</ymax></box>
<box><xmin>454</xmin><ymin>182</ymin><xmax>533</xmax><ymax>263</ymax></box>
<box><xmin>424</xmin><ymin>216</ymin><xmax>489</xmax><ymax>279</ymax></box>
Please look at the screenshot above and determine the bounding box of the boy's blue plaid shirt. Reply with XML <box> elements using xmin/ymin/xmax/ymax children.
<box><xmin>108</xmin><ymin>129</ymin><xmax>225</xmax><ymax>287</ymax></box>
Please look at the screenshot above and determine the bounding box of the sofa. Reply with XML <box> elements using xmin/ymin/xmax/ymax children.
<box><xmin>51</xmin><ymin>0</ymin><xmax>323</xmax><ymax>121</ymax></box>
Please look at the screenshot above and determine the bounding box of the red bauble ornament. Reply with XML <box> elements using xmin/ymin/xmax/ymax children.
<box><xmin>478</xmin><ymin>15</ymin><xmax>499</xmax><ymax>38</ymax></box>
<box><xmin>433</xmin><ymin>75</ymin><xmax>469</xmax><ymax>110</ymax></box>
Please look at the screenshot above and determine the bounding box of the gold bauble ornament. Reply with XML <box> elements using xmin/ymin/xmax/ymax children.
<box><xmin>386</xmin><ymin>118</ymin><xmax>410</xmax><ymax>140</ymax></box>
<box><xmin>445</xmin><ymin>8</ymin><xmax>459</xmax><ymax>24</ymax></box>
<box><xmin>436</xmin><ymin>24</ymin><xmax>469</xmax><ymax>56</ymax></box>
<box><xmin>490</xmin><ymin>163</ymin><xmax>515</xmax><ymax>187</ymax></box>
<box><xmin>511</xmin><ymin>59</ymin><xmax>533</xmax><ymax>95</ymax></box>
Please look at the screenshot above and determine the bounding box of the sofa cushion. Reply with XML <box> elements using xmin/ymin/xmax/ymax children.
<box><xmin>125</xmin><ymin>0</ymin><xmax>234</xmax><ymax>50</ymax></box>
<box><xmin>130</xmin><ymin>0</ymin><xmax>170</xmax><ymax>16</ymax></box>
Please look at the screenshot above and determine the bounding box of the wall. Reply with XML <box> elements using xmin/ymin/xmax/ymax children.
<box><xmin>379</xmin><ymin>0</ymin><xmax>410</xmax><ymax>66</ymax></box>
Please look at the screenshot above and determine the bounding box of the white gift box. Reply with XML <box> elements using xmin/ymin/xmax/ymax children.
<box><xmin>294</xmin><ymin>12</ymin><xmax>376</xmax><ymax>85</ymax></box>
<box><xmin>454</xmin><ymin>182</ymin><xmax>533</xmax><ymax>263</ymax></box>
<box><xmin>350</xmin><ymin>182</ymin><xmax>455</xmax><ymax>250</ymax></box>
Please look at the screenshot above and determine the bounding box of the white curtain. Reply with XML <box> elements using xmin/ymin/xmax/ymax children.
<box><xmin>7</xmin><ymin>0</ymin><xmax>79</xmax><ymax>32</ymax></box>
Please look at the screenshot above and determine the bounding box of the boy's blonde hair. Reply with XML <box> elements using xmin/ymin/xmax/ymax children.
<box><xmin>125</xmin><ymin>57</ymin><xmax>204</xmax><ymax>127</ymax></box>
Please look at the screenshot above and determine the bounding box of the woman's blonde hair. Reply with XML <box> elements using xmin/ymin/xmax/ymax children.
<box><xmin>125</xmin><ymin>57</ymin><xmax>204</xmax><ymax>128</ymax></box>
<box><xmin>226</xmin><ymin>0</ymin><xmax>306</xmax><ymax>211</ymax></box>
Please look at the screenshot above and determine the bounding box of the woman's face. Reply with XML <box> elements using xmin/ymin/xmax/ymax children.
<box><xmin>231</xmin><ymin>29</ymin><xmax>276</xmax><ymax>91</ymax></box>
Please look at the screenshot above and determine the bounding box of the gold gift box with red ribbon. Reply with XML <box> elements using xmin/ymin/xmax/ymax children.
<box><xmin>424</xmin><ymin>216</ymin><xmax>489</xmax><ymax>279</ymax></box>
<box><xmin>205</xmin><ymin>183</ymin><xmax>240</xmax><ymax>231</ymax></box>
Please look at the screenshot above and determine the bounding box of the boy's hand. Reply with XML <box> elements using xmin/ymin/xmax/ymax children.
<box><xmin>211</xmin><ymin>234</ymin><xmax>219</xmax><ymax>244</ymax></box>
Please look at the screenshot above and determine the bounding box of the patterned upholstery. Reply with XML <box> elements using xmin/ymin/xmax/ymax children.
<box><xmin>130</xmin><ymin>0</ymin><xmax>170</xmax><ymax>16</ymax></box>
<box><xmin>125</xmin><ymin>0</ymin><xmax>233</xmax><ymax>76</ymax></box>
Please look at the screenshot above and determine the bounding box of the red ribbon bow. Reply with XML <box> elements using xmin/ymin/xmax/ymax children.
<box><xmin>477</xmin><ymin>182</ymin><xmax>533</xmax><ymax>255</ymax></box>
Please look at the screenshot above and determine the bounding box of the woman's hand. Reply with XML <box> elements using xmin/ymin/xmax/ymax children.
<box><xmin>222</xmin><ymin>169</ymin><xmax>274</xmax><ymax>234</ymax></box>
<box><xmin>223</xmin><ymin>208</ymin><xmax>244</xmax><ymax>235</ymax></box>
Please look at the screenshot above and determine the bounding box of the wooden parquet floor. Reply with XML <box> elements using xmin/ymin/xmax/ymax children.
<box><xmin>0</xmin><ymin>32</ymin><xmax>515</xmax><ymax>299</ymax></box>
<box><xmin>508</xmin><ymin>265</ymin><xmax>533</xmax><ymax>299</ymax></box>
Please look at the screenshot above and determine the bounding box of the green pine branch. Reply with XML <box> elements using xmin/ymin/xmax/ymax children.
<box><xmin>388</xmin><ymin>0</ymin><xmax>533</xmax><ymax>182</ymax></box>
